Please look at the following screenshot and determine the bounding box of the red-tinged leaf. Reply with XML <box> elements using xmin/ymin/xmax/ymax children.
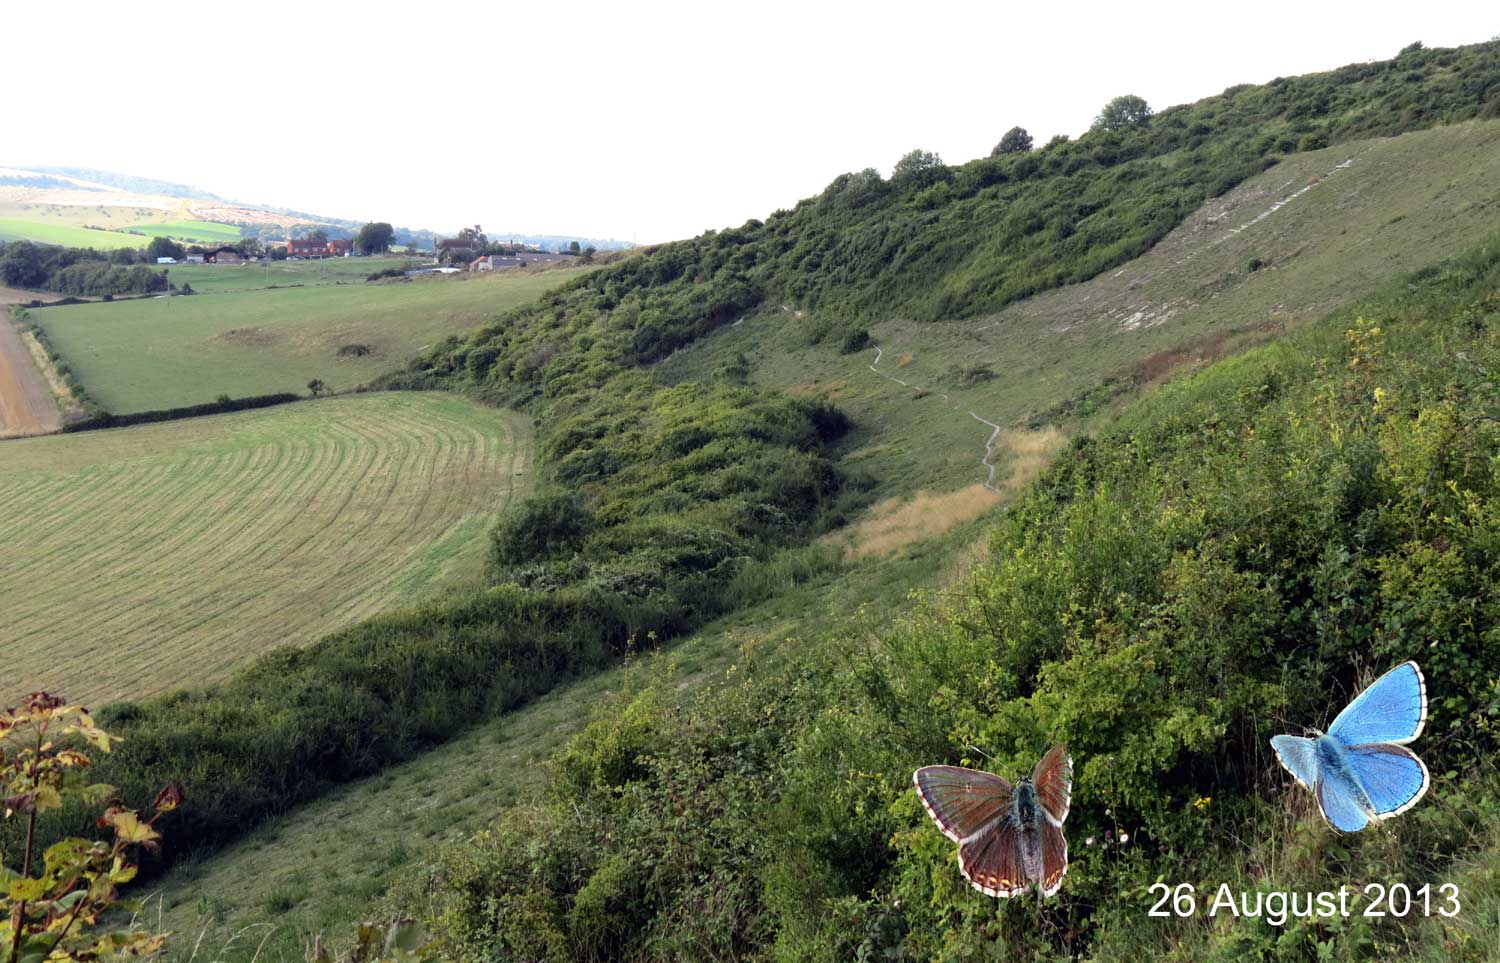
<box><xmin>152</xmin><ymin>781</ymin><xmax>186</xmax><ymax>814</ymax></box>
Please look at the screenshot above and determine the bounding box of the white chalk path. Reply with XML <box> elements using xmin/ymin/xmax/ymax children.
<box><xmin>867</xmin><ymin>345</ymin><xmax>1003</xmax><ymax>490</ymax></box>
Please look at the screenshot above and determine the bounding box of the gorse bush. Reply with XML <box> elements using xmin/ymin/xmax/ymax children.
<box><xmin>409</xmin><ymin>237</ymin><xmax>1500</xmax><ymax>961</ymax></box>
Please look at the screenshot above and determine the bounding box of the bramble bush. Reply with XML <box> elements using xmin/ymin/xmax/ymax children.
<box><xmin>1</xmin><ymin>693</ymin><xmax>178</xmax><ymax>963</ymax></box>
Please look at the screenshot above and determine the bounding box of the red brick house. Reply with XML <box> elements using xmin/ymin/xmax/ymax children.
<box><xmin>285</xmin><ymin>237</ymin><xmax>353</xmax><ymax>258</ymax></box>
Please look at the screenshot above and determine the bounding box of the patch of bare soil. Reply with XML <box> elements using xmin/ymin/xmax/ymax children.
<box><xmin>0</xmin><ymin>318</ymin><xmax>62</xmax><ymax>438</ymax></box>
<box><xmin>218</xmin><ymin>327</ymin><xmax>278</xmax><ymax>346</ymax></box>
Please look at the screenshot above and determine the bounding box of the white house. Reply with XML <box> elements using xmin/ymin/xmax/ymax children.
<box><xmin>156</xmin><ymin>257</ymin><xmax>177</xmax><ymax>265</ymax></box>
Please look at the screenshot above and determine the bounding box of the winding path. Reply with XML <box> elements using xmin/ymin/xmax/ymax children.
<box><xmin>867</xmin><ymin>345</ymin><xmax>1003</xmax><ymax>489</ymax></box>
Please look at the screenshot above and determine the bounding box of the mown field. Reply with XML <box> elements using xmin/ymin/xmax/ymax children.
<box><xmin>660</xmin><ymin>119</ymin><xmax>1500</xmax><ymax>496</ymax></box>
<box><xmin>0</xmin><ymin>393</ymin><xmax>532</xmax><ymax>705</ymax></box>
<box><xmin>29</xmin><ymin>266</ymin><xmax>587</xmax><ymax>412</ymax></box>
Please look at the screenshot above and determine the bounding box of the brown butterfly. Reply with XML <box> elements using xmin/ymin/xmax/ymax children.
<box><xmin>913</xmin><ymin>744</ymin><xmax>1072</xmax><ymax>898</ymax></box>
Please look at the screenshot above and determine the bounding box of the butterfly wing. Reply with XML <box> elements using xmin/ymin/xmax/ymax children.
<box><xmin>1346</xmin><ymin>742</ymin><xmax>1429</xmax><ymax>819</ymax></box>
<box><xmin>1038</xmin><ymin>820</ymin><xmax>1068</xmax><ymax>897</ymax></box>
<box><xmin>1270</xmin><ymin>734</ymin><xmax>1319</xmax><ymax>791</ymax></box>
<box><xmin>1315</xmin><ymin>773</ymin><xmax>1372</xmax><ymax>833</ymax></box>
<box><xmin>913</xmin><ymin>766</ymin><xmax>1012</xmax><ymax>843</ymax></box>
<box><xmin>957</xmin><ymin>816</ymin><xmax>1029</xmax><ymax>898</ymax></box>
<box><xmin>1327</xmin><ymin>661</ymin><xmax>1427</xmax><ymax>747</ymax></box>
<box><xmin>1030</xmin><ymin>744</ymin><xmax>1072</xmax><ymax>826</ymax></box>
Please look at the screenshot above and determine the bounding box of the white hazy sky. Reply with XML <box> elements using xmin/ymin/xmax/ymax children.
<box><xmin>8</xmin><ymin>1</ymin><xmax>1495</xmax><ymax>243</ymax></box>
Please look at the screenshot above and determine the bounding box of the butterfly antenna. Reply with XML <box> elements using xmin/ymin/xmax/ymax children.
<box><xmin>965</xmin><ymin>744</ymin><xmax>996</xmax><ymax>762</ymax></box>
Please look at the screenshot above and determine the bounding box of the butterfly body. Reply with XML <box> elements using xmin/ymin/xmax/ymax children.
<box><xmin>1271</xmin><ymin>661</ymin><xmax>1430</xmax><ymax>833</ymax></box>
<box><xmin>913</xmin><ymin>745</ymin><xmax>1071</xmax><ymax>898</ymax></box>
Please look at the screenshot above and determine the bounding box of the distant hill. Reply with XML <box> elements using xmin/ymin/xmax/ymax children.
<box><xmin>30</xmin><ymin>166</ymin><xmax>224</xmax><ymax>201</ymax></box>
<box><xmin>0</xmin><ymin>165</ymin><xmax>634</xmax><ymax>253</ymax></box>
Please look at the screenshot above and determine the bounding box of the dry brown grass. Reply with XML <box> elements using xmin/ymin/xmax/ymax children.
<box><xmin>836</xmin><ymin>427</ymin><xmax>1067</xmax><ymax>559</ymax></box>
<box><xmin>841</xmin><ymin>484</ymin><xmax>1004</xmax><ymax>559</ymax></box>
<box><xmin>995</xmin><ymin>426</ymin><xmax>1067</xmax><ymax>496</ymax></box>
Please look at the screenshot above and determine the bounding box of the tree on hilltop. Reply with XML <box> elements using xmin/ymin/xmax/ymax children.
<box><xmin>1092</xmin><ymin>94</ymin><xmax>1153</xmax><ymax>132</ymax></box>
<box><xmin>993</xmin><ymin>126</ymin><xmax>1034</xmax><ymax>155</ymax></box>
<box><xmin>892</xmin><ymin>149</ymin><xmax>944</xmax><ymax>189</ymax></box>
<box><xmin>356</xmin><ymin>221</ymin><xmax>396</xmax><ymax>255</ymax></box>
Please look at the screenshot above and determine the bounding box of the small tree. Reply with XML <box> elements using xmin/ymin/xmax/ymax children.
<box><xmin>145</xmin><ymin>236</ymin><xmax>185</xmax><ymax>261</ymax></box>
<box><xmin>992</xmin><ymin>126</ymin><xmax>1034</xmax><ymax>155</ymax></box>
<box><xmin>308</xmin><ymin>378</ymin><xmax>327</xmax><ymax>398</ymax></box>
<box><xmin>581</xmin><ymin>245</ymin><xmax>596</xmax><ymax>263</ymax></box>
<box><xmin>1</xmin><ymin>692</ymin><xmax>179</xmax><ymax>963</ymax></box>
<box><xmin>1092</xmin><ymin>95</ymin><xmax>1153</xmax><ymax>132</ymax></box>
<box><xmin>356</xmin><ymin>222</ymin><xmax>396</xmax><ymax>255</ymax></box>
<box><xmin>568</xmin><ymin>240</ymin><xmax>581</xmax><ymax>255</ymax></box>
<box><xmin>0</xmin><ymin>241</ymin><xmax>46</xmax><ymax>288</ymax></box>
<box><xmin>891</xmin><ymin>149</ymin><xmax>944</xmax><ymax>189</ymax></box>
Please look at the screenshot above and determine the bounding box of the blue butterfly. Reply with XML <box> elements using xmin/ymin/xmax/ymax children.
<box><xmin>1271</xmin><ymin>661</ymin><xmax>1430</xmax><ymax>832</ymax></box>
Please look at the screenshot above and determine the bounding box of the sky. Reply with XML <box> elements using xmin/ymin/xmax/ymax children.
<box><xmin>7</xmin><ymin>1</ymin><xmax>1495</xmax><ymax>244</ymax></box>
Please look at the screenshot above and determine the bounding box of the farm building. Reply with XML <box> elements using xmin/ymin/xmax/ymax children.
<box><xmin>285</xmin><ymin>237</ymin><xmax>354</xmax><ymax>258</ymax></box>
<box><xmin>471</xmin><ymin>251</ymin><xmax>577</xmax><ymax>271</ymax></box>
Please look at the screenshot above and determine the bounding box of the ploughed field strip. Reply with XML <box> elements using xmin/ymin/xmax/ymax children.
<box><xmin>0</xmin><ymin>393</ymin><xmax>531</xmax><ymax>705</ymax></box>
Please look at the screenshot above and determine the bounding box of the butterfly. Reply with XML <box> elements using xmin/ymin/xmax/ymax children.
<box><xmin>913</xmin><ymin>744</ymin><xmax>1072</xmax><ymax>898</ymax></box>
<box><xmin>1271</xmin><ymin>660</ymin><xmax>1430</xmax><ymax>833</ymax></box>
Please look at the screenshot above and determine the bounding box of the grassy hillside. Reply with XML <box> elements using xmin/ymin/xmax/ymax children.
<box><xmin>0</xmin><ymin>393</ymin><xmax>532</xmax><ymax>704</ymax></box>
<box><xmin>11</xmin><ymin>40</ymin><xmax>1495</xmax><ymax>962</ymax></box>
<box><xmin>141</xmin><ymin>518</ymin><xmax>980</xmax><ymax>962</ymax></box>
<box><xmin>403</xmin><ymin>232</ymin><xmax>1500</xmax><ymax>963</ymax></box>
<box><xmin>661</xmin><ymin>119</ymin><xmax>1500</xmax><ymax>495</ymax></box>
<box><xmin>0</xmin><ymin>216</ymin><xmax>156</xmax><ymax>250</ymax></box>
<box><xmin>121</xmin><ymin>218</ymin><xmax>244</xmax><ymax>243</ymax></box>
<box><xmin>31</xmin><ymin>268</ymin><xmax>587</xmax><ymax>412</ymax></box>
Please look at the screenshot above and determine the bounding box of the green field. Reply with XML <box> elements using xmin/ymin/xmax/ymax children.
<box><xmin>0</xmin><ymin>217</ymin><xmax>154</xmax><ymax>250</ymax></box>
<box><xmin>145</xmin><ymin>508</ymin><xmax>975</xmax><ymax>962</ymax></box>
<box><xmin>660</xmin><ymin>119</ymin><xmax>1500</xmax><ymax>497</ymax></box>
<box><xmin>0</xmin><ymin>393</ymin><xmax>532</xmax><ymax>705</ymax></box>
<box><xmin>122</xmin><ymin>219</ymin><xmax>244</xmax><ymax>243</ymax></box>
<box><xmin>31</xmin><ymin>267</ymin><xmax>587</xmax><ymax>412</ymax></box>
<box><xmin>159</xmin><ymin>255</ymin><xmax>424</xmax><ymax>294</ymax></box>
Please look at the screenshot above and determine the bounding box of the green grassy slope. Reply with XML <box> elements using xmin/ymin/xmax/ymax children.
<box><xmin>0</xmin><ymin>217</ymin><xmax>156</xmax><ymax>250</ymax></box>
<box><xmin>121</xmin><ymin>219</ymin><xmax>243</xmax><ymax>243</ymax></box>
<box><xmin>402</xmin><ymin>234</ymin><xmax>1500</xmax><ymax>963</ymax></box>
<box><xmin>145</xmin><ymin>515</ymin><xmax>977</xmax><ymax>962</ymax></box>
<box><xmin>660</xmin><ymin>119</ymin><xmax>1500</xmax><ymax>495</ymax></box>
<box><xmin>129</xmin><ymin>118</ymin><xmax>1500</xmax><ymax>958</ymax></box>
<box><xmin>0</xmin><ymin>393</ymin><xmax>532</xmax><ymax>704</ymax></box>
<box><xmin>31</xmin><ymin>268</ymin><xmax>586</xmax><ymax>412</ymax></box>
<box><xmin>34</xmin><ymin>40</ymin><xmax>1497</xmax><ymax>961</ymax></box>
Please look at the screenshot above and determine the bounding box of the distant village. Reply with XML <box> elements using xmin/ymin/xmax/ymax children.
<box><xmin>154</xmin><ymin>230</ymin><xmax>590</xmax><ymax>276</ymax></box>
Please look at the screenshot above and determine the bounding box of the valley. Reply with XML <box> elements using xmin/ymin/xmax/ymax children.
<box><xmin>4</xmin><ymin>32</ymin><xmax>1500</xmax><ymax>963</ymax></box>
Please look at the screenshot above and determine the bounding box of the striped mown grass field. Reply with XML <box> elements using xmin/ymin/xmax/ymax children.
<box><xmin>0</xmin><ymin>392</ymin><xmax>531</xmax><ymax>705</ymax></box>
